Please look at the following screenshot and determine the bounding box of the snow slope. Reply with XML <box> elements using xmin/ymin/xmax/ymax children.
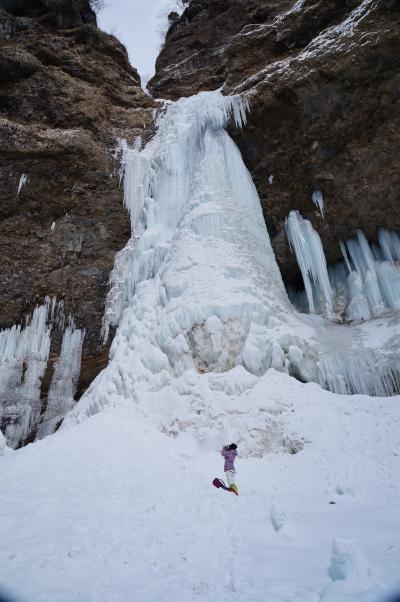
<box><xmin>1</xmin><ymin>371</ymin><xmax>400</xmax><ymax>602</ymax></box>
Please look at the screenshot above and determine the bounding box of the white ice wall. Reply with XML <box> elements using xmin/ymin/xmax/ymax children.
<box><xmin>0</xmin><ymin>302</ymin><xmax>52</xmax><ymax>448</ymax></box>
<box><xmin>0</xmin><ymin>299</ymin><xmax>84</xmax><ymax>448</ymax></box>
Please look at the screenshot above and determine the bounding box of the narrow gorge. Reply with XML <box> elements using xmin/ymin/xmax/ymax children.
<box><xmin>1</xmin><ymin>0</ymin><xmax>399</xmax><ymax>449</ymax></box>
<box><xmin>1</xmin><ymin>2</ymin><xmax>400</xmax><ymax>601</ymax></box>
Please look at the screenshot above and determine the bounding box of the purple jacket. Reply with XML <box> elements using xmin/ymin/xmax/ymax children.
<box><xmin>221</xmin><ymin>448</ymin><xmax>237</xmax><ymax>471</ymax></box>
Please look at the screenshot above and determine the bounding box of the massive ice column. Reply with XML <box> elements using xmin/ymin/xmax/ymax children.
<box><xmin>66</xmin><ymin>91</ymin><xmax>306</xmax><ymax>423</ymax></box>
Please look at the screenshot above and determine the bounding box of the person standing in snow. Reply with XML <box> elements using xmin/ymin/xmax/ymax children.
<box><xmin>221</xmin><ymin>443</ymin><xmax>238</xmax><ymax>495</ymax></box>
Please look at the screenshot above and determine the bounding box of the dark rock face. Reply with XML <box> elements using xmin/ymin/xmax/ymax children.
<box><xmin>2</xmin><ymin>0</ymin><xmax>400</xmax><ymax>444</ymax></box>
<box><xmin>0</xmin><ymin>0</ymin><xmax>154</xmax><ymax>443</ymax></box>
<box><xmin>150</xmin><ymin>0</ymin><xmax>293</xmax><ymax>100</ymax></box>
<box><xmin>150</xmin><ymin>0</ymin><xmax>400</xmax><ymax>284</ymax></box>
<box><xmin>1</xmin><ymin>0</ymin><xmax>96</xmax><ymax>28</ymax></box>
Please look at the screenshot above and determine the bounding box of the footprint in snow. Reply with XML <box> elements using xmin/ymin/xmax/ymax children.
<box><xmin>68</xmin><ymin>547</ymin><xmax>81</xmax><ymax>559</ymax></box>
<box><xmin>270</xmin><ymin>505</ymin><xmax>287</xmax><ymax>532</ymax></box>
<box><xmin>321</xmin><ymin>538</ymin><xmax>381</xmax><ymax>600</ymax></box>
<box><xmin>335</xmin><ymin>484</ymin><xmax>355</xmax><ymax>497</ymax></box>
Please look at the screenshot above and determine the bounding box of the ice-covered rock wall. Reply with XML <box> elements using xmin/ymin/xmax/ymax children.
<box><xmin>64</xmin><ymin>91</ymin><xmax>400</xmax><ymax>437</ymax></box>
<box><xmin>0</xmin><ymin>298</ymin><xmax>84</xmax><ymax>448</ymax></box>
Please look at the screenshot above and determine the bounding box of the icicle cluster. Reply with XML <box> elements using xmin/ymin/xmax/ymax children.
<box><xmin>17</xmin><ymin>173</ymin><xmax>28</xmax><ymax>196</ymax></box>
<box><xmin>311</xmin><ymin>189</ymin><xmax>324</xmax><ymax>218</ymax></box>
<box><xmin>342</xmin><ymin>230</ymin><xmax>400</xmax><ymax>320</ymax></box>
<box><xmin>0</xmin><ymin>299</ymin><xmax>84</xmax><ymax>448</ymax></box>
<box><xmin>36</xmin><ymin>325</ymin><xmax>85</xmax><ymax>440</ymax></box>
<box><xmin>286</xmin><ymin>210</ymin><xmax>400</xmax><ymax>322</ymax></box>
<box><xmin>318</xmin><ymin>349</ymin><xmax>400</xmax><ymax>397</ymax></box>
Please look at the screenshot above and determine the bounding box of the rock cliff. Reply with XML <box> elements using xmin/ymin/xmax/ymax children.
<box><xmin>149</xmin><ymin>0</ymin><xmax>400</xmax><ymax>284</ymax></box>
<box><xmin>2</xmin><ymin>0</ymin><xmax>400</xmax><ymax>446</ymax></box>
<box><xmin>0</xmin><ymin>0</ymin><xmax>154</xmax><ymax>445</ymax></box>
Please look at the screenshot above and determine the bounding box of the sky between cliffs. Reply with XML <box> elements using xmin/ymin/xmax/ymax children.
<box><xmin>98</xmin><ymin>0</ymin><xmax>181</xmax><ymax>87</ymax></box>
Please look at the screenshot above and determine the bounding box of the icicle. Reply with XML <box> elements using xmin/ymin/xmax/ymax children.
<box><xmin>121</xmin><ymin>147</ymin><xmax>149</xmax><ymax>228</ymax></box>
<box><xmin>345</xmin><ymin>271</ymin><xmax>371</xmax><ymax>321</ymax></box>
<box><xmin>0</xmin><ymin>302</ymin><xmax>51</xmax><ymax>366</ymax></box>
<box><xmin>363</xmin><ymin>269</ymin><xmax>386</xmax><ymax>316</ymax></box>
<box><xmin>312</xmin><ymin>189</ymin><xmax>324</xmax><ymax>218</ymax></box>
<box><xmin>376</xmin><ymin>262</ymin><xmax>400</xmax><ymax>310</ymax></box>
<box><xmin>357</xmin><ymin>230</ymin><xmax>376</xmax><ymax>275</ymax></box>
<box><xmin>17</xmin><ymin>173</ymin><xmax>28</xmax><ymax>196</ymax></box>
<box><xmin>341</xmin><ymin>231</ymin><xmax>400</xmax><ymax>318</ymax></box>
<box><xmin>36</xmin><ymin>326</ymin><xmax>85</xmax><ymax>439</ymax></box>
<box><xmin>340</xmin><ymin>241</ymin><xmax>353</xmax><ymax>274</ymax></box>
<box><xmin>102</xmin><ymin>90</ymin><xmax>254</xmax><ymax>339</ymax></box>
<box><xmin>378</xmin><ymin>229</ymin><xmax>400</xmax><ymax>265</ymax></box>
<box><xmin>285</xmin><ymin>211</ymin><xmax>333</xmax><ymax>316</ymax></box>
<box><xmin>345</xmin><ymin>231</ymin><xmax>375</xmax><ymax>280</ymax></box>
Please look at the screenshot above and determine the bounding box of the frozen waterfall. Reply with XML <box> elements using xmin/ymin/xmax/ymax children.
<box><xmin>0</xmin><ymin>298</ymin><xmax>84</xmax><ymax>448</ymax></box>
<box><xmin>63</xmin><ymin>90</ymin><xmax>400</xmax><ymax>434</ymax></box>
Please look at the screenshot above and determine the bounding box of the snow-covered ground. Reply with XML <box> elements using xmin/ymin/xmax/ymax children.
<box><xmin>1</xmin><ymin>371</ymin><xmax>400</xmax><ymax>602</ymax></box>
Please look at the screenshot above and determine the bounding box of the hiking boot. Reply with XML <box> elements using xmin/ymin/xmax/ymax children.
<box><xmin>230</xmin><ymin>484</ymin><xmax>238</xmax><ymax>495</ymax></box>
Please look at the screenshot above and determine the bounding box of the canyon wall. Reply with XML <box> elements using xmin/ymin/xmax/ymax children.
<box><xmin>2</xmin><ymin>0</ymin><xmax>400</xmax><ymax>444</ymax></box>
<box><xmin>0</xmin><ymin>0</ymin><xmax>154</xmax><ymax>444</ymax></box>
<box><xmin>149</xmin><ymin>0</ymin><xmax>400</xmax><ymax>284</ymax></box>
